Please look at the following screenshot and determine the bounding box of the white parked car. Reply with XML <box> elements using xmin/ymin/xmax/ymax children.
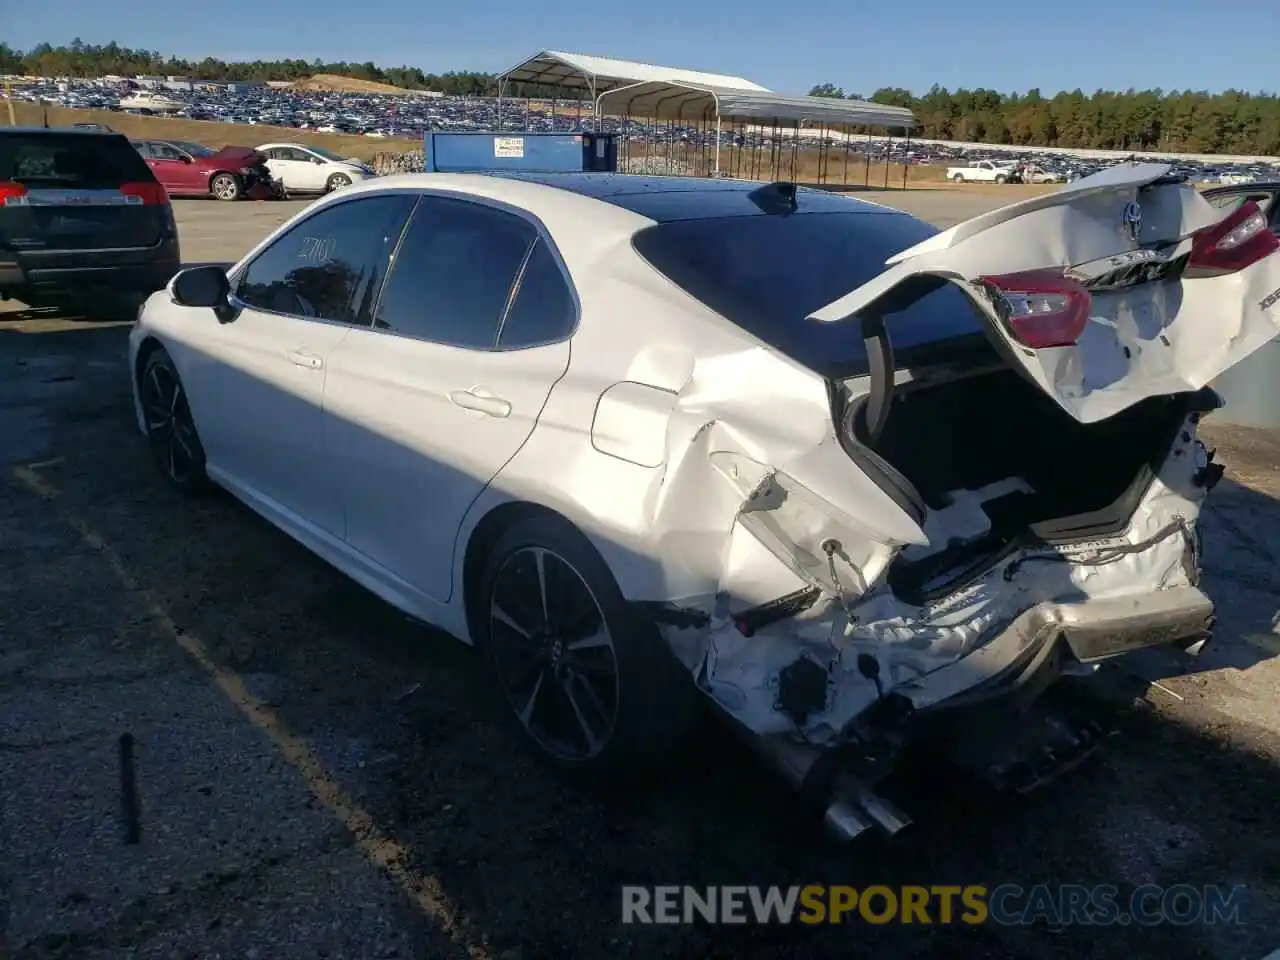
<box><xmin>128</xmin><ymin>169</ymin><xmax>1280</xmax><ymax>838</ymax></box>
<box><xmin>946</xmin><ymin>159</ymin><xmax>1017</xmax><ymax>183</ymax></box>
<box><xmin>255</xmin><ymin>142</ymin><xmax>375</xmax><ymax>194</ymax></box>
<box><xmin>1018</xmin><ymin>164</ymin><xmax>1068</xmax><ymax>184</ymax></box>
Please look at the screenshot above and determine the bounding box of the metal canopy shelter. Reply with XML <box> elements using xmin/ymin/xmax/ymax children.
<box><xmin>496</xmin><ymin>49</ymin><xmax>769</xmax><ymax>102</ymax></box>
<box><xmin>596</xmin><ymin>80</ymin><xmax>914</xmax><ymax>129</ymax></box>
<box><xmin>495</xmin><ymin>49</ymin><xmax>917</xmax><ymax>178</ymax></box>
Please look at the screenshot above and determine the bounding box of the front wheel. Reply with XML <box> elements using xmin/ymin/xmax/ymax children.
<box><xmin>210</xmin><ymin>173</ymin><xmax>241</xmax><ymax>201</ymax></box>
<box><xmin>139</xmin><ymin>347</ymin><xmax>208</xmax><ymax>493</ymax></box>
<box><xmin>995</xmin><ymin>174</ymin><xmax>1008</xmax><ymax>184</ymax></box>
<box><xmin>325</xmin><ymin>173</ymin><xmax>352</xmax><ymax>193</ymax></box>
<box><xmin>478</xmin><ymin>515</ymin><xmax>695</xmax><ymax>779</ymax></box>
<box><xmin>950</xmin><ymin>173</ymin><xmax>964</xmax><ymax>182</ymax></box>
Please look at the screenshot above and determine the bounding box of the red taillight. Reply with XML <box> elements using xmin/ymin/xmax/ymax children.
<box><xmin>1188</xmin><ymin>200</ymin><xmax>1279</xmax><ymax>274</ymax></box>
<box><xmin>978</xmin><ymin>270</ymin><xmax>1092</xmax><ymax>349</ymax></box>
<box><xmin>0</xmin><ymin>181</ymin><xmax>29</xmax><ymax>206</ymax></box>
<box><xmin>119</xmin><ymin>181</ymin><xmax>169</xmax><ymax>206</ymax></box>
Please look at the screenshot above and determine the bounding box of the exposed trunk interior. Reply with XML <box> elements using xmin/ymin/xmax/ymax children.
<box><xmin>847</xmin><ymin>365</ymin><xmax>1193</xmax><ymax>603</ymax></box>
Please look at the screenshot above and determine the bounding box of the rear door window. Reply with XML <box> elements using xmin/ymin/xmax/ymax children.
<box><xmin>234</xmin><ymin>195</ymin><xmax>415</xmax><ymax>325</ymax></box>
<box><xmin>632</xmin><ymin>211</ymin><xmax>986</xmax><ymax>378</ymax></box>
<box><xmin>497</xmin><ymin>238</ymin><xmax>577</xmax><ymax>348</ymax></box>
<box><xmin>372</xmin><ymin>195</ymin><xmax>537</xmax><ymax>348</ymax></box>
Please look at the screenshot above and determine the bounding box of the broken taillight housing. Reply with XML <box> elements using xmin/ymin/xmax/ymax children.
<box><xmin>1188</xmin><ymin>200</ymin><xmax>1279</xmax><ymax>274</ymax></box>
<box><xmin>978</xmin><ymin>270</ymin><xmax>1092</xmax><ymax>349</ymax></box>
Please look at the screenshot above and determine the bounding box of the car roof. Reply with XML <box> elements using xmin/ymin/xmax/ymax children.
<box><xmin>478</xmin><ymin>172</ymin><xmax>906</xmax><ymax>223</ymax></box>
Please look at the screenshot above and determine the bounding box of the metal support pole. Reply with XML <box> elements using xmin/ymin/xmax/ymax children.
<box><xmin>883</xmin><ymin>132</ymin><xmax>893</xmax><ymax>188</ymax></box>
<box><xmin>817</xmin><ymin>123</ymin><xmax>828</xmax><ymax>184</ymax></box>
<box><xmin>902</xmin><ymin>128</ymin><xmax>911</xmax><ymax>189</ymax></box>
<box><xmin>714</xmin><ymin>114</ymin><xmax>722</xmax><ymax>177</ymax></box>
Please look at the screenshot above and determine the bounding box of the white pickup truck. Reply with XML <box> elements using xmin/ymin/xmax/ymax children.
<box><xmin>946</xmin><ymin>159</ymin><xmax>1017</xmax><ymax>183</ymax></box>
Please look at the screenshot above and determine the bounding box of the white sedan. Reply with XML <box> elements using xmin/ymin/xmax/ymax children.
<box><xmin>255</xmin><ymin>142</ymin><xmax>375</xmax><ymax>194</ymax></box>
<box><xmin>128</xmin><ymin>170</ymin><xmax>1280</xmax><ymax>838</ymax></box>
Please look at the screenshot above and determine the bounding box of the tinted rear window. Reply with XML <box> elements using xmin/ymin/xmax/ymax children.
<box><xmin>632</xmin><ymin>212</ymin><xmax>986</xmax><ymax>378</ymax></box>
<box><xmin>0</xmin><ymin>133</ymin><xmax>154</xmax><ymax>189</ymax></box>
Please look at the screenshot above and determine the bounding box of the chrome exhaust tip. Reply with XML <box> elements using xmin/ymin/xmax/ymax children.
<box><xmin>824</xmin><ymin>799</ymin><xmax>874</xmax><ymax>842</ymax></box>
<box><xmin>750</xmin><ymin>734</ymin><xmax>913</xmax><ymax>840</ymax></box>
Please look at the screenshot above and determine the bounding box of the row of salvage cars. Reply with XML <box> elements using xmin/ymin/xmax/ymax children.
<box><xmin>128</xmin><ymin>164</ymin><xmax>1280</xmax><ymax>841</ymax></box>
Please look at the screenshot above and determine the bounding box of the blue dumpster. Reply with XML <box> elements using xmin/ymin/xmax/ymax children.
<box><xmin>423</xmin><ymin>131</ymin><xmax>619</xmax><ymax>174</ymax></box>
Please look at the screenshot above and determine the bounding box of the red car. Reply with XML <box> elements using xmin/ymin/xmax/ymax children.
<box><xmin>131</xmin><ymin>139</ymin><xmax>283</xmax><ymax>201</ymax></box>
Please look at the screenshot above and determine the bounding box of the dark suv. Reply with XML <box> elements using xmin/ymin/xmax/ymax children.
<box><xmin>0</xmin><ymin>128</ymin><xmax>181</xmax><ymax>314</ymax></box>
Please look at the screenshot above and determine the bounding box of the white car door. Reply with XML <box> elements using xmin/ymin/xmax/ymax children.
<box><xmin>322</xmin><ymin>194</ymin><xmax>574</xmax><ymax>603</ymax></box>
<box><xmin>263</xmin><ymin>146</ymin><xmax>319</xmax><ymax>192</ymax></box>
<box><xmin>294</xmin><ymin>148</ymin><xmax>333</xmax><ymax>191</ymax></box>
<box><xmin>206</xmin><ymin>193</ymin><xmax>416</xmax><ymax>535</ymax></box>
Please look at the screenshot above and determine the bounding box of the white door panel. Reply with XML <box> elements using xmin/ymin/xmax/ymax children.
<box><xmin>205</xmin><ymin>309</ymin><xmax>352</xmax><ymax>534</ymax></box>
<box><xmin>322</xmin><ymin>332</ymin><xmax>570</xmax><ymax>601</ymax></box>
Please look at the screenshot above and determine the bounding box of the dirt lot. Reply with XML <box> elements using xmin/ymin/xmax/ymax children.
<box><xmin>2</xmin><ymin>190</ymin><xmax>1280</xmax><ymax>960</ymax></box>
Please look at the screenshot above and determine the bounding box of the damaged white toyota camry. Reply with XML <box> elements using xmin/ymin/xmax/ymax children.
<box><xmin>129</xmin><ymin>165</ymin><xmax>1280</xmax><ymax>838</ymax></box>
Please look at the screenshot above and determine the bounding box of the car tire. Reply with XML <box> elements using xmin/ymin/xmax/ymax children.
<box><xmin>477</xmin><ymin>514</ymin><xmax>696</xmax><ymax>780</ymax></box>
<box><xmin>210</xmin><ymin>173</ymin><xmax>241</xmax><ymax>201</ymax></box>
<box><xmin>325</xmin><ymin>173</ymin><xmax>352</xmax><ymax>193</ymax></box>
<box><xmin>139</xmin><ymin>347</ymin><xmax>208</xmax><ymax>493</ymax></box>
<box><xmin>995</xmin><ymin>174</ymin><xmax>1008</xmax><ymax>184</ymax></box>
<box><xmin>950</xmin><ymin>173</ymin><xmax>963</xmax><ymax>182</ymax></box>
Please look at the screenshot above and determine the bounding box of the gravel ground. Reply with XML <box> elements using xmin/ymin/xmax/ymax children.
<box><xmin>2</xmin><ymin>190</ymin><xmax>1279</xmax><ymax>959</ymax></box>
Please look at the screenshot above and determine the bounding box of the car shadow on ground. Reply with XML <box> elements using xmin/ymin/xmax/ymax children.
<box><xmin>6</xmin><ymin>321</ymin><xmax>1280</xmax><ymax>960</ymax></box>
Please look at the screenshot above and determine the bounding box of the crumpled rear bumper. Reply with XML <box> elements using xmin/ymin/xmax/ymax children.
<box><xmin>904</xmin><ymin>584</ymin><xmax>1214</xmax><ymax>717</ymax></box>
<box><xmin>747</xmin><ymin>585</ymin><xmax>1214</xmax><ymax>839</ymax></box>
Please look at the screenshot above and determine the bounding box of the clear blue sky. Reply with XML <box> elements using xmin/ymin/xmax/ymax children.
<box><xmin>5</xmin><ymin>0</ymin><xmax>1277</xmax><ymax>97</ymax></box>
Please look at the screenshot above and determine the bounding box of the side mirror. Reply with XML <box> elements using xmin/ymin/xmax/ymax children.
<box><xmin>179</xmin><ymin>155</ymin><xmax>193</xmax><ymax>164</ymax></box>
<box><xmin>313</xmin><ymin>157</ymin><xmax>325</xmax><ymax>164</ymax></box>
<box><xmin>171</xmin><ymin>265</ymin><xmax>236</xmax><ymax>323</ymax></box>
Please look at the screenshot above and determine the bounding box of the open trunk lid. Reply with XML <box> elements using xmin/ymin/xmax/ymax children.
<box><xmin>809</xmin><ymin>163</ymin><xmax>1280</xmax><ymax>424</ymax></box>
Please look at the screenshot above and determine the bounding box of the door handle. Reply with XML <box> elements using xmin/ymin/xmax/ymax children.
<box><xmin>449</xmin><ymin>388</ymin><xmax>511</xmax><ymax>419</ymax></box>
<box><xmin>287</xmin><ymin>349</ymin><xmax>323</xmax><ymax>370</ymax></box>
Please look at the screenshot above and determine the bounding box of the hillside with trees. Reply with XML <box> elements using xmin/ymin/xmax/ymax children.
<box><xmin>810</xmin><ymin>83</ymin><xmax>1280</xmax><ymax>155</ymax></box>
<box><xmin>2</xmin><ymin>41</ymin><xmax>1277</xmax><ymax>155</ymax></box>
<box><xmin>0</xmin><ymin>40</ymin><xmax>496</xmax><ymax>97</ymax></box>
